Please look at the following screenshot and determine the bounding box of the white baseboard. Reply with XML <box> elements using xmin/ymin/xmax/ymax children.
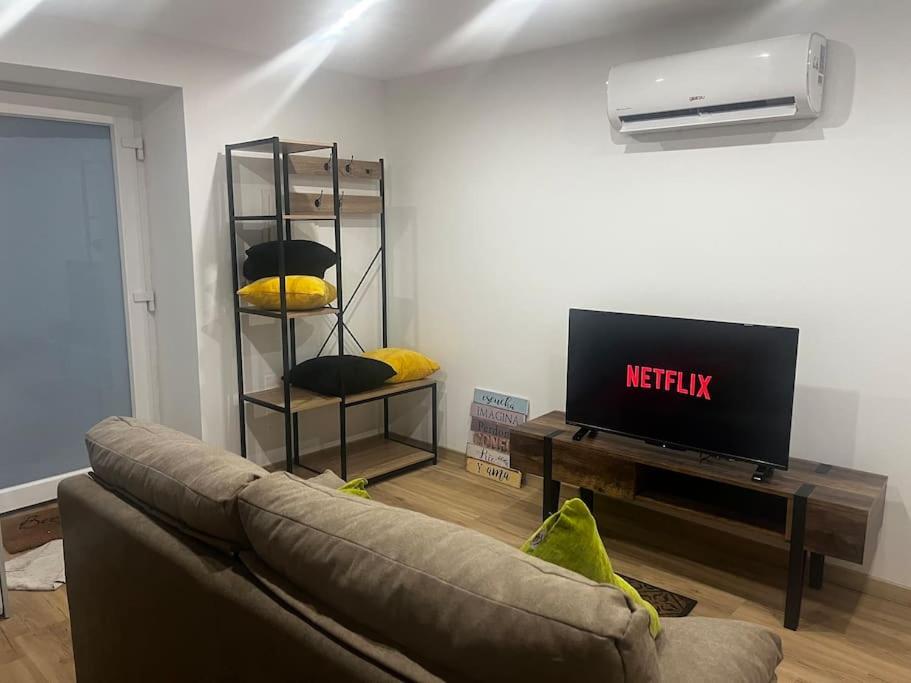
<box><xmin>0</xmin><ymin>468</ymin><xmax>91</xmax><ymax>514</ymax></box>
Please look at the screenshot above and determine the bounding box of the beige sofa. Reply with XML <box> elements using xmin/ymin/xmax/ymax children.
<box><xmin>59</xmin><ymin>417</ymin><xmax>782</xmax><ymax>682</ymax></box>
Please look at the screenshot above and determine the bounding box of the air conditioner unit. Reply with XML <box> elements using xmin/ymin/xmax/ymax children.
<box><xmin>607</xmin><ymin>33</ymin><xmax>827</xmax><ymax>134</ymax></box>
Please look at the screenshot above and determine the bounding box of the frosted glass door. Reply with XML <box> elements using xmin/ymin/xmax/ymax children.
<box><xmin>0</xmin><ymin>115</ymin><xmax>132</xmax><ymax>488</ymax></box>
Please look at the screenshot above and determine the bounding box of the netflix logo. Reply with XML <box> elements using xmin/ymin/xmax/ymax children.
<box><xmin>626</xmin><ymin>364</ymin><xmax>712</xmax><ymax>401</ymax></box>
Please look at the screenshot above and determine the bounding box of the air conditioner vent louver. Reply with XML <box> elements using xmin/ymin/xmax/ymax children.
<box><xmin>619</xmin><ymin>97</ymin><xmax>797</xmax><ymax>124</ymax></box>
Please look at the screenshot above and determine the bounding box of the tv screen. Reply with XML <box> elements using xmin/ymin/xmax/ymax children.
<box><xmin>566</xmin><ymin>310</ymin><xmax>799</xmax><ymax>469</ymax></box>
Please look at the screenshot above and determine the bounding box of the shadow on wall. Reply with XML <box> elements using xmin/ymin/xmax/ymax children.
<box><xmin>385</xmin><ymin>204</ymin><xmax>419</xmax><ymax>346</ymax></box>
<box><xmin>614</xmin><ymin>40</ymin><xmax>855</xmax><ymax>154</ymax></box>
<box><xmin>383</xmin><ymin>201</ymin><xmax>437</xmax><ymax>446</ymax></box>
<box><xmin>388</xmin><ymin>382</ymin><xmax>444</xmax><ymax>449</ymax></box>
<box><xmin>789</xmin><ymin>384</ymin><xmax>860</xmax><ymax>467</ymax></box>
<box><xmin>199</xmin><ymin>153</ymin><xmax>236</xmax><ymax>452</ymax></box>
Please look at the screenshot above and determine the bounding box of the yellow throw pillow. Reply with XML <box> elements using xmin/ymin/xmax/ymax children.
<box><xmin>237</xmin><ymin>276</ymin><xmax>337</xmax><ymax>311</ymax></box>
<box><xmin>362</xmin><ymin>347</ymin><xmax>440</xmax><ymax>383</ymax></box>
<box><xmin>338</xmin><ymin>478</ymin><xmax>370</xmax><ymax>499</ymax></box>
<box><xmin>521</xmin><ymin>498</ymin><xmax>662</xmax><ymax>638</ymax></box>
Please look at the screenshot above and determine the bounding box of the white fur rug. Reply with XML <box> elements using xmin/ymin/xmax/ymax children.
<box><xmin>5</xmin><ymin>539</ymin><xmax>66</xmax><ymax>591</ymax></box>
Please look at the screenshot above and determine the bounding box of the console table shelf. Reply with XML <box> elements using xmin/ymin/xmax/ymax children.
<box><xmin>510</xmin><ymin>411</ymin><xmax>887</xmax><ymax>630</ymax></box>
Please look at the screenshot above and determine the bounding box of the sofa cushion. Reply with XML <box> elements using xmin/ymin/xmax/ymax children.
<box><xmin>86</xmin><ymin>416</ymin><xmax>267</xmax><ymax>551</ymax></box>
<box><xmin>241</xmin><ymin>551</ymin><xmax>443</xmax><ymax>683</ymax></box>
<box><xmin>307</xmin><ymin>469</ymin><xmax>347</xmax><ymax>488</ymax></box>
<box><xmin>238</xmin><ymin>472</ymin><xmax>660</xmax><ymax>682</ymax></box>
<box><xmin>657</xmin><ymin>616</ymin><xmax>782</xmax><ymax>683</ymax></box>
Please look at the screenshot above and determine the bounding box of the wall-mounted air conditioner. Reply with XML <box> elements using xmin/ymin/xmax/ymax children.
<box><xmin>607</xmin><ymin>33</ymin><xmax>827</xmax><ymax>134</ymax></box>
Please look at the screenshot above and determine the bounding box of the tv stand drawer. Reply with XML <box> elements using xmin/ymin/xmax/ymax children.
<box><xmin>552</xmin><ymin>441</ymin><xmax>636</xmax><ymax>499</ymax></box>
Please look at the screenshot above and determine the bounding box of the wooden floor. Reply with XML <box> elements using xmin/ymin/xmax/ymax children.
<box><xmin>0</xmin><ymin>588</ymin><xmax>73</xmax><ymax>682</ymax></box>
<box><xmin>3</xmin><ymin>446</ymin><xmax>910</xmax><ymax>682</ymax></box>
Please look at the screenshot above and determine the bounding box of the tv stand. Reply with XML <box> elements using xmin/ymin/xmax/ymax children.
<box><xmin>509</xmin><ymin>411</ymin><xmax>887</xmax><ymax>631</ymax></box>
<box><xmin>752</xmin><ymin>463</ymin><xmax>776</xmax><ymax>482</ymax></box>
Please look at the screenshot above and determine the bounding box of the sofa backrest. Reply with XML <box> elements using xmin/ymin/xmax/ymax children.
<box><xmin>59</xmin><ymin>474</ymin><xmax>407</xmax><ymax>683</ymax></box>
<box><xmin>86</xmin><ymin>416</ymin><xmax>267</xmax><ymax>551</ymax></box>
<box><xmin>239</xmin><ymin>471</ymin><xmax>660</xmax><ymax>682</ymax></box>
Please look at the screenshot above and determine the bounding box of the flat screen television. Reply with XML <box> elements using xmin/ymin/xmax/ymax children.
<box><xmin>566</xmin><ymin>309</ymin><xmax>799</xmax><ymax>471</ymax></box>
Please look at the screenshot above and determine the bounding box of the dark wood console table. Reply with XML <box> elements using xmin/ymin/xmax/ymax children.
<box><xmin>510</xmin><ymin>411</ymin><xmax>887</xmax><ymax>630</ymax></box>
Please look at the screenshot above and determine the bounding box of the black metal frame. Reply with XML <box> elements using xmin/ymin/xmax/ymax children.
<box><xmin>784</xmin><ymin>482</ymin><xmax>817</xmax><ymax>630</ymax></box>
<box><xmin>226</xmin><ymin>139</ymin><xmax>437</xmax><ymax>481</ymax></box>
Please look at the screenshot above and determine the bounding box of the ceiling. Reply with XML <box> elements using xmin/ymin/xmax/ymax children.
<box><xmin>26</xmin><ymin>0</ymin><xmax>764</xmax><ymax>80</ymax></box>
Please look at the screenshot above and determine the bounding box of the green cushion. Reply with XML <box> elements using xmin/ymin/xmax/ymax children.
<box><xmin>338</xmin><ymin>477</ymin><xmax>370</xmax><ymax>499</ymax></box>
<box><xmin>521</xmin><ymin>497</ymin><xmax>661</xmax><ymax>637</ymax></box>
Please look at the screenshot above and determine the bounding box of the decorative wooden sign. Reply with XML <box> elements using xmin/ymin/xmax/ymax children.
<box><xmin>466</xmin><ymin>442</ymin><xmax>510</xmax><ymax>468</ymax></box>
<box><xmin>466</xmin><ymin>457</ymin><xmax>522</xmax><ymax>489</ymax></box>
<box><xmin>470</xmin><ymin>417</ymin><xmax>512</xmax><ymax>440</ymax></box>
<box><xmin>473</xmin><ymin>389</ymin><xmax>530</xmax><ymax>416</ymax></box>
<box><xmin>472</xmin><ymin>431</ymin><xmax>509</xmax><ymax>452</ymax></box>
<box><xmin>470</xmin><ymin>402</ymin><xmax>527</xmax><ymax>427</ymax></box>
<box><xmin>466</xmin><ymin>388</ymin><xmax>527</xmax><ymax>487</ymax></box>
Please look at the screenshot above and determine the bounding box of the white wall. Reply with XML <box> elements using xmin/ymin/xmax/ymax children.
<box><xmin>0</xmin><ymin>13</ymin><xmax>388</xmax><ymax>463</ymax></box>
<box><xmin>383</xmin><ymin>0</ymin><xmax>911</xmax><ymax>588</ymax></box>
<box><xmin>140</xmin><ymin>87</ymin><xmax>202</xmax><ymax>437</ymax></box>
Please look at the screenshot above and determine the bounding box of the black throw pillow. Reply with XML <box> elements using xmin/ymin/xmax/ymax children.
<box><xmin>288</xmin><ymin>355</ymin><xmax>395</xmax><ymax>397</ymax></box>
<box><xmin>243</xmin><ymin>240</ymin><xmax>336</xmax><ymax>281</ymax></box>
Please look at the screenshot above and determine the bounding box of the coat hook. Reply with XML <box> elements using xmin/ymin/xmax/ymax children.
<box><xmin>345</xmin><ymin>156</ymin><xmax>354</xmax><ymax>174</ymax></box>
<box><xmin>323</xmin><ymin>158</ymin><xmax>332</xmax><ymax>172</ymax></box>
<box><xmin>314</xmin><ymin>189</ymin><xmax>324</xmax><ymax>208</ymax></box>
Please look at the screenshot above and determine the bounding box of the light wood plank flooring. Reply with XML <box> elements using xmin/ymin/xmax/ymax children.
<box><xmin>2</xmin><ymin>446</ymin><xmax>910</xmax><ymax>682</ymax></box>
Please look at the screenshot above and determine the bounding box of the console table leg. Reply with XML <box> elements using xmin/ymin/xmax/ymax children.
<box><xmin>579</xmin><ymin>487</ymin><xmax>594</xmax><ymax>513</ymax></box>
<box><xmin>543</xmin><ymin>435</ymin><xmax>556</xmax><ymax>520</ymax></box>
<box><xmin>542</xmin><ymin>478</ymin><xmax>551</xmax><ymax>520</ymax></box>
<box><xmin>785</xmin><ymin>487</ymin><xmax>811</xmax><ymax>630</ymax></box>
<box><xmin>550</xmin><ymin>481</ymin><xmax>561</xmax><ymax>516</ymax></box>
<box><xmin>809</xmin><ymin>552</ymin><xmax>825</xmax><ymax>589</ymax></box>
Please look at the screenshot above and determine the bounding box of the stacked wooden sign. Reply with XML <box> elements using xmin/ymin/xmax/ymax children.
<box><xmin>465</xmin><ymin>388</ymin><xmax>528</xmax><ymax>488</ymax></box>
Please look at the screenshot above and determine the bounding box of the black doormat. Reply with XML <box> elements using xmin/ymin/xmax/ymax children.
<box><xmin>619</xmin><ymin>575</ymin><xmax>697</xmax><ymax>617</ymax></box>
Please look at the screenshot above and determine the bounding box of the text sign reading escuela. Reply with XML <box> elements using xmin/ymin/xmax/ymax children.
<box><xmin>473</xmin><ymin>389</ymin><xmax>529</xmax><ymax>416</ymax></box>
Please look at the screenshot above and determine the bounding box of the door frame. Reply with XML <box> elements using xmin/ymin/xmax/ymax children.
<box><xmin>0</xmin><ymin>91</ymin><xmax>158</xmax><ymax>513</ymax></box>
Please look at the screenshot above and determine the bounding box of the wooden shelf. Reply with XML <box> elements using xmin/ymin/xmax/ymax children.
<box><xmin>244</xmin><ymin>378</ymin><xmax>436</xmax><ymax>415</ymax></box>
<box><xmin>295</xmin><ymin>435</ymin><xmax>434</xmax><ymax>481</ymax></box>
<box><xmin>290</xmin><ymin>192</ymin><xmax>382</xmax><ymax>217</ymax></box>
<box><xmin>232</xmin><ymin>156</ymin><xmax>381</xmax><ymax>185</ymax></box>
<box><xmin>289</xmin><ymin>155</ymin><xmax>382</xmax><ymax>180</ymax></box>
<box><xmin>245</xmin><ymin>386</ymin><xmax>340</xmax><ymax>413</ymax></box>
<box><xmin>234</xmin><ymin>213</ymin><xmax>339</xmax><ymax>223</ymax></box>
<box><xmin>343</xmin><ymin>378</ymin><xmax>436</xmax><ymax>405</ymax></box>
<box><xmin>281</xmin><ymin>139</ymin><xmax>334</xmax><ymax>153</ymax></box>
<box><xmin>239</xmin><ymin>306</ymin><xmax>338</xmax><ymax>320</ymax></box>
<box><xmin>233</xmin><ymin>214</ymin><xmax>279</xmax><ymax>222</ymax></box>
<box><xmin>229</xmin><ymin>139</ymin><xmax>333</xmax><ymax>155</ymax></box>
<box><xmin>283</xmin><ymin>213</ymin><xmax>338</xmax><ymax>221</ymax></box>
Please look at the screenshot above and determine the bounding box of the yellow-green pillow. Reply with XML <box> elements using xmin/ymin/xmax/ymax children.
<box><xmin>237</xmin><ymin>276</ymin><xmax>337</xmax><ymax>311</ymax></box>
<box><xmin>521</xmin><ymin>498</ymin><xmax>661</xmax><ymax>637</ymax></box>
<box><xmin>338</xmin><ymin>478</ymin><xmax>370</xmax><ymax>499</ymax></box>
<box><xmin>362</xmin><ymin>347</ymin><xmax>439</xmax><ymax>383</ymax></box>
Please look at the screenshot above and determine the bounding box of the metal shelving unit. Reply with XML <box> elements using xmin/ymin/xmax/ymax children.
<box><xmin>225</xmin><ymin>137</ymin><xmax>437</xmax><ymax>481</ymax></box>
